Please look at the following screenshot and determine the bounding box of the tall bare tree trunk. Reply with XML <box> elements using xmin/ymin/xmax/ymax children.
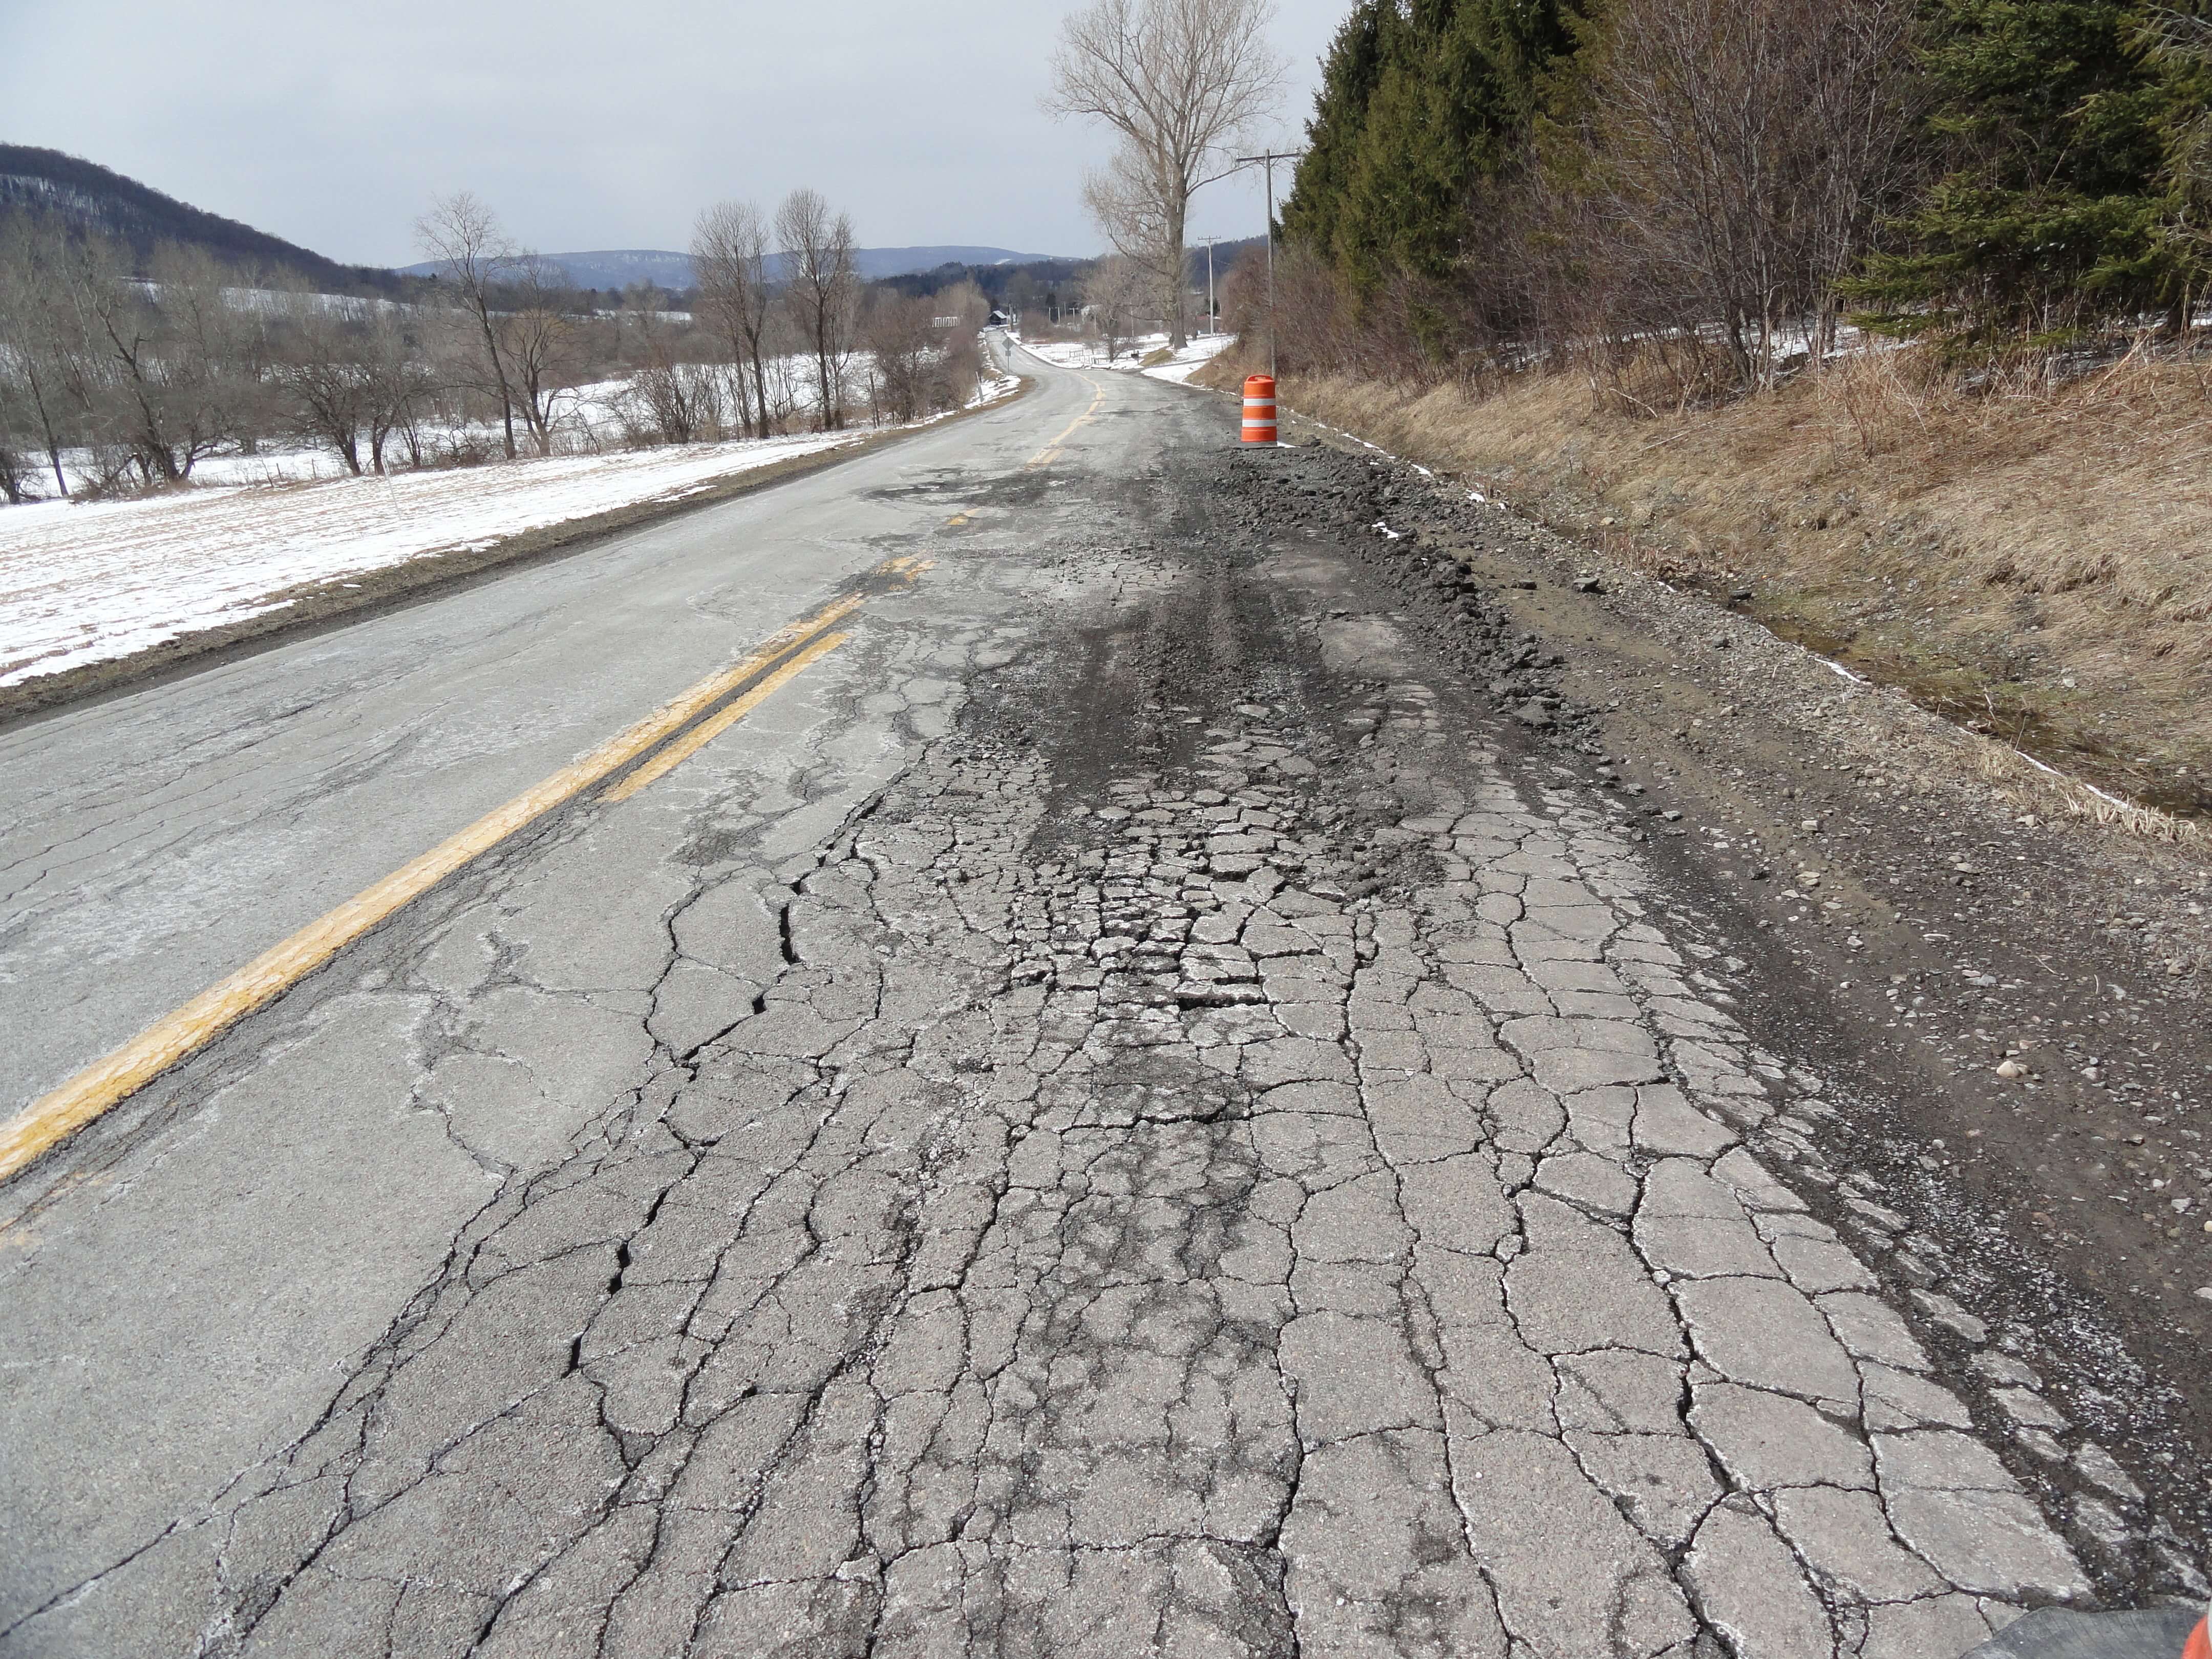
<box><xmin>1046</xmin><ymin>0</ymin><xmax>1287</xmax><ymax>351</ymax></box>
<box><xmin>693</xmin><ymin>201</ymin><xmax>777</xmax><ymax>440</ymax></box>
<box><xmin>776</xmin><ymin>190</ymin><xmax>858</xmax><ymax>432</ymax></box>
<box><xmin>416</xmin><ymin>193</ymin><xmax>521</xmax><ymax>460</ymax></box>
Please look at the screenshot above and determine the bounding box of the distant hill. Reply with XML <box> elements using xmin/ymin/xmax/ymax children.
<box><xmin>399</xmin><ymin>245</ymin><xmax>1076</xmax><ymax>292</ymax></box>
<box><xmin>0</xmin><ymin>148</ymin><xmax>1081</xmax><ymax>299</ymax></box>
<box><xmin>0</xmin><ymin>144</ymin><xmax>400</xmax><ymax>291</ymax></box>
<box><xmin>1189</xmin><ymin>235</ymin><xmax>1267</xmax><ymax>282</ymax></box>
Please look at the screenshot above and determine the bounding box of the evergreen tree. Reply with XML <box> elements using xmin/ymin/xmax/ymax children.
<box><xmin>1856</xmin><ymin>0</ymin><xmax>2191</xmax><ymax>336</ymax></box>
<box><xmin>1280</xmin><ymin>2</ymin><xmax>1391</xmax><ymax>263</ymax></box>
<box><xmin>2140</xmin><ymin>7</ymin><xmax>2212</xmax><ymax>313</ymax></box>
<box><xmin>1280</xmin><ymin>0</ymin><xmax>1576</xmax><ymax>293</ymax></box>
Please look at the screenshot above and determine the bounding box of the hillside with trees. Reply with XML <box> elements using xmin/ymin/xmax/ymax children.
<box><xmin>0</xmin><ymin>145</ymin><xmax>401</xmax><ymax>293</ymax></box>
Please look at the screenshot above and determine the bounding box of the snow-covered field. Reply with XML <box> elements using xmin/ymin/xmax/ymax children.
<box><xmin>1016</xmin><ymin>337</ymin><xmax>1113</xmax><ymax>369</ymax></box>
<box><xmin>1014</xmin><ymin>332</ymin><xmax>1235</xmax><ymax>384</ymax></box>
<box><xmin>0</xmin><ymin>433</ymin><xmax>852</xmax><ymax>688</ymax></box>
<box><xmin>2</xmin><ymin>367</ymin><xmax>1020</xmax><ymax>689</ymax></box>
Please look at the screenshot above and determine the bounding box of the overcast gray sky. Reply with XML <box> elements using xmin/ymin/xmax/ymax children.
<box><xmin>1</xmin><ymin>0</ymin><xmax>1344</xmax><ymax>267</ymax></box>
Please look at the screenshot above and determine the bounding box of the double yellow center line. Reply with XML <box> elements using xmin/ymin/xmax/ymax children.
<box><xmin>1026</xmin><ymin>375</ymin><xmax>1105</xmax><ymax>469</ymax></box>
<box><xmin>0</xmin><ymin>556</ymin><xmax>929</xmax><ymax>1185</ymax></box>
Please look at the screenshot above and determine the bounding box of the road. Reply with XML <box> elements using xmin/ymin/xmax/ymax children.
<box><xmin>0</xmin><ymin>341</ymin><xmax>2162</xmax><ymax>1657</ymax></box>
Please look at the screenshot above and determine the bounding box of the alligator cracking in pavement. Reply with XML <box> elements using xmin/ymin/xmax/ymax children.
<box><xmin>6</xmin><ymin>398</ymin><xmax>2202</xmax><ymax>1658</ymax></box>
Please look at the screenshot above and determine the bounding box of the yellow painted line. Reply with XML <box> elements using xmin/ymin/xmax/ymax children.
<box><xmin>603</xmin><ymin>631</ymin><xmax>848</xmax><ymax>803</ymax></box>
<box><xmin>0</xmin><ymin>561</ymin><xmax>928</xmax><ymax>1185</ymax></box>
<box><xmin>944</xmin><ymin>513</ymin><xmax>970</xmax><ymax>527</ymax></box>
<box><xmin>1026</xmin><ymin>376</ymin><xmax>1105</xmax><ymax>468</ymax></box>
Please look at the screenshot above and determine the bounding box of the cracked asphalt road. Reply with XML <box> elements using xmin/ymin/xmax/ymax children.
<box><xmin>0</xmin><ymin>349</ymin><xmax>2173</xmax><ymax>1656</ymax></box>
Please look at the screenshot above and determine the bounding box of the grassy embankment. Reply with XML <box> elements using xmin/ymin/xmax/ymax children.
<box><xmin>1200</xmin><ymin>347</ymin><xmax>2212</xmax><ymax>832</ymax></box>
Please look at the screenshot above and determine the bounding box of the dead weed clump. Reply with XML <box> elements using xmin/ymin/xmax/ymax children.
<box><xmin>1967</xmin><ymin>734</ymin><xmax>2207</xmax><ymax>849</ymax></box>
<box><xmin>1208</xmin><ymin>342</ymin><xmax>2211</xmax><ymax>824</ymax></box>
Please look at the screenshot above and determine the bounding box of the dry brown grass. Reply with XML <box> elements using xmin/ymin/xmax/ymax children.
<box><xmin>1966</xmin><ymin>733</ymin><xmax>2206</xmax><ymax>848</ymax></box>
<box><xmin>1199</xmin><ymin>343</ymin><xmax>2212</xmax><ymax>819</ymax></box>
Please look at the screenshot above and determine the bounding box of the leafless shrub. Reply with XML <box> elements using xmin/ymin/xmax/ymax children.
<box><xmin>1552</xmin><ymin>0</ymin><xmax>1921</xmax><ymax>391</ymax></box>
<box><xmin>616</xmin><ymin>301</ymin><xmax>724</xmax><ymax>446</ymax></box>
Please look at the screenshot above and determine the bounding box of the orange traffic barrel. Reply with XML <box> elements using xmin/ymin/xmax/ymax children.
<box><xmin>2184</xmin><ymin>1603</ymin><xmax>2209</xmax><ymax>1659</ymax></box>
<box><xmin>1241</xmin><ymin>375</ymin><xmax>1278</xmax><ymax>444</ymax></box>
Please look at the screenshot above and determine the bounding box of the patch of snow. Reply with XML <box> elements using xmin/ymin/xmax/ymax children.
<box><xmin>1009</xmin><ymin>331</ymin><xmax>1235</xmax><ymax>381</ymax></box>
<box><xmin>2</xmin><ymin>376</ymin><xmax>1020</xmax><ymax>689</ymax></box>
<box><xmin>1013</xmin><ymin>337</ymin><xmax>1108</xmax><ymax>369</ymax></box>
<box><xmin>1141</xmin><ymin>333</ymin><xmax>1237</xmax><ymax>385</ymax></box>
<box><xmin>0</xmin><ymin>436</ymin><xmax>828</xmax><ymax>687</ymax></box>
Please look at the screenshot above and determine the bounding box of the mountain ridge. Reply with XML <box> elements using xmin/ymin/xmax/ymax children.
<box><xmin>398</xmin><ymin>246</ymin><xmax>1078</xmax><ymax>291</ymax></box>
<box><xmin>0</xmin><ymin>148</ymin><xmax>1081</xmax><ymax>296</ymax></box>
<box><xmin>0</xmin><ymin>143</ymin><xmax>400</xmax><ymax>291</ymax></box>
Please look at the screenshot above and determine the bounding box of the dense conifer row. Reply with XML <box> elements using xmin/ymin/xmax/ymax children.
<box><xmin>1271</xmin><ymin>0</ymin><xmax>2212</xmax><ymax>378</ymax></box>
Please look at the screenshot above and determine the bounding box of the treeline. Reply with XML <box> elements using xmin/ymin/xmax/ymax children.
<box><xmin>1272</xmin><ymin>0</ymin><xmax>2212</xmax><ymax>397</ymax></box>
<box><xmin>874</xmin><ymin>256</ymin><xmax>1089</xmax><ymax>307</ymax></box>
<box><xmin>0</xmin><ymin>189</ymin><xmax>992</xmax><ymax>504</ymax></box>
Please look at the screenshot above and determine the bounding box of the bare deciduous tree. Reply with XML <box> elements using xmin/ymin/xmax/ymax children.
<box><xmin>691</xmin><ymin>201</ymin><xmax>777</xmax><ymax>438</ymax></box>
<box><xmin>501</xmin><ymin>254</ymin><xmax>583</xmax><ymax>454</ymax></box>
<box><xmin>415</xmin><ymin>192</ymin><xmax>521</xmax><ymax>459</ymax></box>
<box><xmin>362</xmin><ymin>307</ymin><xmax>437</xmax><ymax>474</ymax></box>
<box><xmin>150</xmin><ymin>244</ymin><xmax>273</xmax><ymax>469</ymax></box>
<box><xmin>1567</xmin><ymin>0</ymin><xmax>1920</xmax><ymax>388</ymax></box>
<box><xmin>0</xmin><ymin>212</ymin><xmax>84</xmax><ymax>497</ymax></box>
<box><xmin>776</xmin><ymin>189</ymin><xmax>859</xmax><ymax>431</ymax></box>
<box><xmin>1084</xmin><ymin>254</ymin><xmax>1155</xmax><ymax>363</ymax></box>
<box><xmin>861</xmin><ymin>292</ymin><xmax>938</xmax><ymax>424</ymax></box>
<box><xmin>1081</xmin><ymin>147</ymin><xmax>1184</xmax><ymax>341</ymax></box>
<box><xmin>57</xmin><ymin>240</ymin><xmax>258</xmax><ymax>483</ymax></box>
<box><xmin>1045</xmin><ymin>0</ymin><xmax>1286</xmax><ymax>347</ymax></box>
<box><xmin>270</xmin><ymin>293</ymin><xmax>431</xmax><ymax>476</ymax></box>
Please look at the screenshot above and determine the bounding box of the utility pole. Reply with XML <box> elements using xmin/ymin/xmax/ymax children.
<box><xmin>1233</xmin><ymin>149</ymin><xmax>1304</xmax><ymax>382</ymax></box>
<box><xmin>1202</xmin><ymin>235</ymin><xmax>1218</xmax><ymax>335</ymax></box>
